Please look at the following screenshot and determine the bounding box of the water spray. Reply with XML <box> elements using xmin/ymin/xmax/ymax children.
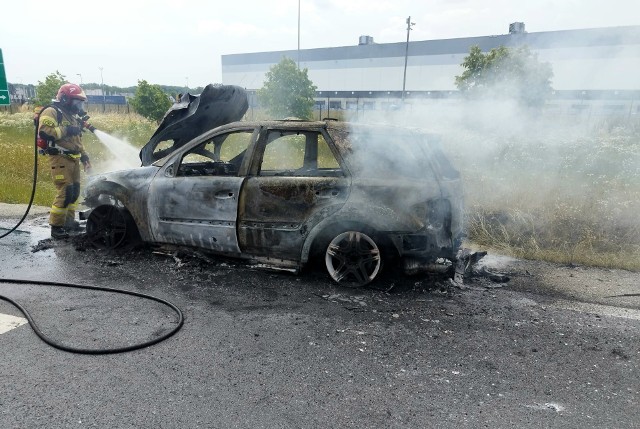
<box><xmin>78</xmin><ymin>113</ymin><xmax>141</xmax><ymax>171</ymax></box>
<box><xmin>91</xmin><ymin>130</ymin><xmax>142</xmax><ymax>171</ymax></box>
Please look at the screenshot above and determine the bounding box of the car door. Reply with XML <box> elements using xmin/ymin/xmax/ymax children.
<box><xmin>237</xmin><ymin>127</ymin><xmax>350</xmax><ymax>260</ymax></box>
<box><xmin>147</xmin><ymin>129</ymin><xmax>255</xmax><ymax>253</ymax></box>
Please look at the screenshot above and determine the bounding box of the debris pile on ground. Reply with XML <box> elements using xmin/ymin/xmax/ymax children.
<box><xmin>453</xmin><ymin>248</ymin><xmax>511</xmax><ymax>287</ymax></box>
<box><xmin>31</xmin><ymin>238</ymin><xmax>55</xmax><ymax>253</ymax></box>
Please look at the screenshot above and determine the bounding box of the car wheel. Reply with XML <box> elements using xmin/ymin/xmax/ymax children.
<box><xmin>324</xmin><ymin>230</ymin><xmax>382</xmax><ymax>287</ymax></box>
<box><xmin>86</xmin><ymin>205</ymin><xmax>132</xmax><ymax>249</ymax></box>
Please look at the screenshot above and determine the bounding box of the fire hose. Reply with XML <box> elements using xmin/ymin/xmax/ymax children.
<box><xmin>0</xmin><ymin>278</ymin><xmax>184</xmax><ymax>354</ymax></box>
<box><xmin>0</xmin><ymin>116</ymin><xmax>184</xmax><ymax>354</ymax></box>
<box><xmin>0</xmin><ymin>118</ymin><xmax>39</xmax><ymax>240</ymax></box>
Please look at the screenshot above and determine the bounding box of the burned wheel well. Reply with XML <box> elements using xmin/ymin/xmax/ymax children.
<box><xmin>86</xmin><ymin>193</ymin><xmax>141</xmax><ymax>234</ymax></box>
<box><xmin>310</xmin><ymin>221</ymin><xmax>399</xmax><ymax>260</ymax></box>
<box><xmin>86</xmin><ymin>193</ymin><xmax>126</xmax><ymax>209</ymax></box>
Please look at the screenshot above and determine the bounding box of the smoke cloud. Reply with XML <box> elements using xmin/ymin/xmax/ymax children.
<box><xmin>343</xmin><ymin>87</ymin><xmax>639</xmax><ymax>269</ymax></box>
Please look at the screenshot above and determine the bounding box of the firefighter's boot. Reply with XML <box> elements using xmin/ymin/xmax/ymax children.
<box><xmin>51</xmin><ymin>226</ymin><xmax>69</xmax><ymax>239</ymax></box>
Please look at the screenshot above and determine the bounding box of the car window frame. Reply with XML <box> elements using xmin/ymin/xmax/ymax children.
<box><xmin>248</xmin><ymin>126</ymin><xmax>347</xmax><ymax>178</ymax></box>
<box><xmin>160</xmin><ymin>126</ymin><xmax>259</xmax><ymax>178</ymax></box>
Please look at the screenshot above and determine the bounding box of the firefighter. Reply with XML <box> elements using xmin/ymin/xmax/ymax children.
<box><xmin>37</xmin><ymin>83</ymin><xmax>92</xmax><ymax>239</ymax></box>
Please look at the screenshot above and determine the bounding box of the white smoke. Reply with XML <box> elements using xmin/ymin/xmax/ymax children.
<box><xmin>342</xmin><ymin>89</ymin><xmax>640</xmax><ymax>267</ymax></box>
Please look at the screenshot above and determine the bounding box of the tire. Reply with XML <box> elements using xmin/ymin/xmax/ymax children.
<box><xmin>86</xmin><ymin>205</ymin><xmax>136</xmax><ymax>249</ymax></box>
<box><xmin>324</xmin><ymin>229</ymin><xmax>383</xmax><ymax>287</ymax></box>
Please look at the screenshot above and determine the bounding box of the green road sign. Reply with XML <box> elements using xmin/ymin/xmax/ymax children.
<box><xmin>0</xmin><ymin>49</ymin><xmax>9</xmax><ymax>105</ymax></box>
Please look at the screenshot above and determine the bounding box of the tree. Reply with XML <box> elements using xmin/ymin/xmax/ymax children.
<box><xmin>34</xmin><ymin>71</ymin><xmax>67</xmax><ymax>106</ymax></box>
<box><xmin>455</xmin><ymin>45</ymin><xmax>553</xmax><ymax>108</ymax></box>
<box><xmin>257</xmin><ymin>57</ymin><xmax>317</xmax><ymax>119</ymax></box>
<box><xmin>130</xmin><ymin>80</ymin><xmax>172</xmax><ymax>122</ymax></box>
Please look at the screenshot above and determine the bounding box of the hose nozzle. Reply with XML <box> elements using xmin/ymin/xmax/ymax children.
<box><xmin>82</xmin><ymin>121</ymin><xmax>96</xmax><ymax>133</ymax></box>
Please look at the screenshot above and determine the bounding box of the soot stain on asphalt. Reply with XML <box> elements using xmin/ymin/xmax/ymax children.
<box><xmin>30</xmin><ymin>233</ymin><xmax>513</xmax><ymax>324</ymax></box>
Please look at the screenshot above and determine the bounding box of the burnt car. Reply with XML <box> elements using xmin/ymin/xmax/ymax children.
<box><xmin>83</xmin><ymin>89</ymin><xmax>463</xmax><ymax>286</ymax></box>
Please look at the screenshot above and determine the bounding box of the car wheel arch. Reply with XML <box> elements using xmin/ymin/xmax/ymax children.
<box><xmin>301</xmin><ymin>218</ymin><xmax>399</xmax><ymax>264</ymax></box>
<box><xmin>307</xmin><ymin>221</ymin><xmax>397</xmax><ymax>286</ymax></box>
<box><xmin>85</xmin><ymin>190</ymin><xmax>147</xmax><ymax>242</ymax></box>
<box><xmin>85</xmin><ymin>203</ymin><xmax>142</xmax><ymax>249</ymax></box>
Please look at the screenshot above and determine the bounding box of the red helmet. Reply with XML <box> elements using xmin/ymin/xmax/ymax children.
<box><xmin>56</xmin><ymin>83</ymin><xmax>87</xmax><ymax>104</ymax></box>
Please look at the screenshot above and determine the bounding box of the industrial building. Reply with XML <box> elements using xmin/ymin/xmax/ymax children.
<box><xmin>221</xmin><ymin>23</ymin><xmax>640</xmax><ymax>116</ymax></box>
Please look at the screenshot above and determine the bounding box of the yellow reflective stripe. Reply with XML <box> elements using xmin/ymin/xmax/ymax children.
<box><xmin>40</xmin><ymin>115</ymin><xmax>63</xmax><ymax>139</ymax></box>
<box><xmin>40</xmin><ymin>115</ymin><xmax>57</xmax><ymax>125</ymax></box>
<box><xmin>67</xmin><ymin>154</ymin><xmax>81</xmax><ymax>159</ymax></box>
<box><xmin>50</xmin><ymin>206</ymin><xmax>67</xmax><ymax>215</ymax></box>
<box><xmin>68</xmin><ymin>203</ymin><xmax>78</xmax><ymax>210</ymax></box>
<box><xmin>54</xmin><ymin>174</ymin><xmax>65</xmax><ymax>180</ymax></box>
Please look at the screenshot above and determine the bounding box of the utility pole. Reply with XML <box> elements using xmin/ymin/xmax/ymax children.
<box><xmin>401</xmin><ymin>16</ymin><xmax>415</xmax><ymax>103</ymax></box>
<box><xmin>76</xmin><ymin>73</ymin><xmax>83</xmax><ymax>85</ymax></box>
<box><xmin>297</xmin><ymin>0</ymin><xmax>301</xmax><ymax>69</ymax></box>
<box><xmin>99</xmin><ymin>67</ymin><xmax>105</xmax><ymax>112</ymax></box>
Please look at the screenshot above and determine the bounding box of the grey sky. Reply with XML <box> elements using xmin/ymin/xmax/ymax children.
<box><xmin>2</xmin><ymin>0</ymin><xmax>638</xmax><ymax>87</ymax></box>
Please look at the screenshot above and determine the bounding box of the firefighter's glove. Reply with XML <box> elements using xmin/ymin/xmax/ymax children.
<box><xmin>64</xmin><ymin>125</ymin><xmax>82</xmax><ymax>137</ymax></box>
<box><xmin>81</xmin><ymin>154</ymin><xmax>92</xmax><ymax>173</ymax></box>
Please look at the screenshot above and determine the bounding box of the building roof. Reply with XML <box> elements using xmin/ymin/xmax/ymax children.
<box><xmin>222</xmin><ymin>25</ymin><xmax>640</xmax><ymax>66</ymax></box>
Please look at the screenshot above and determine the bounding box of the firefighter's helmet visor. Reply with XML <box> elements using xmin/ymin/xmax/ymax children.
<box><xmin>70</xmin><ymin>98</ymin><xmax>86</xmax><ymax>113</ymax></box>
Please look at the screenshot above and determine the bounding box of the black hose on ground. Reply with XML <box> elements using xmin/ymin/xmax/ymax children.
<box><xmin>0</xmin><ymin>128</ymin><xmax>39</xmax><ymax>239</ymax></box>
<box><xmin>0</xmin><ymin>278</ymin><xmax>184</xmax><ymax>354</ymax></box>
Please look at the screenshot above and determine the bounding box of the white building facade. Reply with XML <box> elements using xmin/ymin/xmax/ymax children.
<box><xmin>222</xmin><ymin>24</ymin><xmax>640</xmax><ymax>114</ymax></box>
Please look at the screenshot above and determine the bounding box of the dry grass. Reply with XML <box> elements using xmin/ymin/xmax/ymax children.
<box><xmin>444</xmin><ymin>117</ymin><xmax>640</xmax><ymax>271</ymax></box>
<box><xmin>468</xmin><ymin>203</ymin><xmax>640</xmax><ymax>270</ymax></box>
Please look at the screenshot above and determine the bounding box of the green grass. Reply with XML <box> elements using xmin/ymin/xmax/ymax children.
<box><xmin>0</xmin><ymin>110</ymin><xmax>157</xmax><ymax>206</ymax></box>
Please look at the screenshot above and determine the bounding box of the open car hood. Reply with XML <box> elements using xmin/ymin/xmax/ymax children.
<box><xmin>139</xmin><ymin>84</ymin><xmax>249</xmax><ymax>166</ymax></box>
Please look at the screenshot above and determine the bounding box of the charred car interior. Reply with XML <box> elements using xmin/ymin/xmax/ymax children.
<box><xmin>83</xmin><ymin>85</ymin><xmax>463</xmax><ymax>286</ymax></box>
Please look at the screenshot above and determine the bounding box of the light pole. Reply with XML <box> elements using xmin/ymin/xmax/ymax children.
<box><xmin>297</xmin><ymin>0</ymin><xmax>301</xmax><ymax>69</ymax></box>
<box><xmin>401</xmin><ymin>16</ymin><xmax>415</xmax><ymax>103</ymax></box>
<box><xmin>99</xmin><ymin>67</ymin><xmax>105</xmax><ymax>112</ymax></box>
<box><xmin>76</xmin><ymin>73</ymin><xmax>83</xmax><ymax>85</ymax></box>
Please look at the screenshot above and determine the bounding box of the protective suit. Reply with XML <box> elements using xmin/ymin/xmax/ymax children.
<box><xmin>37</xmin><ymin>83</ymin><xmax>91</xmax><ymax>238</ymax></box>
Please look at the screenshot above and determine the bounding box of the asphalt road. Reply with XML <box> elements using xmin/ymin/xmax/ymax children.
<box><xmin>0</xmin><ymin>213</ymin><xmax>638</xmax><ymax>428</ymax></box>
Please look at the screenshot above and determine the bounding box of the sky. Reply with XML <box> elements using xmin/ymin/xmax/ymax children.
<box><xmin>2</xmin><ymin>0</ymin><xmax>638</xmax><ymax>88</ymax></box>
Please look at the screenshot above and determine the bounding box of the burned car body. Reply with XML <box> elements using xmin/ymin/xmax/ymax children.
<box><xmin>84</xmin><ymin>116</ymin><xmax>463</xmax><ymax>286</ymax></box>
